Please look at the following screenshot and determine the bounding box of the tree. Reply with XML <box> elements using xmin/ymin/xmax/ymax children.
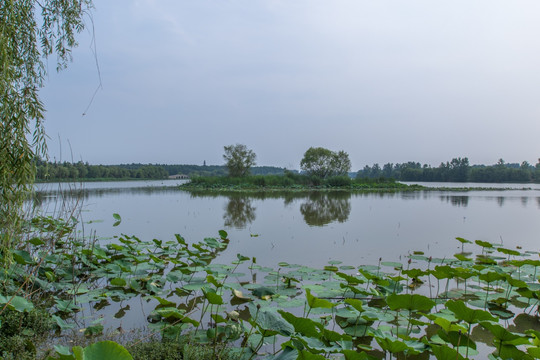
<box><xmin>382</xmin><ymin>163</ymin><xmax>394</xmax><ymax>178</ymax></box>
<box><xmin>448</xmin><ymin>157</ymin><xmax>470</xmax><ymax>182</ymax></box>
<box><xmin>300</xmin><ymin>147</ymin><xmax>351</xmax><ymax>178</ymax></box>
<box><xmin>333</xmin><ymin>150</ymin><xmax>352</xmax><ymax>177</ymax></box>
<box><xmin>223</xmin><ymin>144</ymin><xmax>256</xmax><ymax>177</ymax></box>
<box><xmin>1</xmin><ymin>0</ymin><xmax>93</xmax><ymax>259</ymax></box>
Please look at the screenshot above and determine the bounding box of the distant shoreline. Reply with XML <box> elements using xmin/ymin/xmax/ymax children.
<box><xmin>33</xmin><ymin>177</ymin><xmax>538</xmax><ymax>192</ymax></box>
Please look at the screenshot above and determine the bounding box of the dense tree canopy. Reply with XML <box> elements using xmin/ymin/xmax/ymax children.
<box><xmin>223</xmin><ymin>144</ymin><xmax>257</xmax><ymax>177</ymax></box>
<box><xmin>300</xmin><ymin>147</ymin><xmax>351</xmax><ymax>178</ymax></box>
<box><xmin>357</xmin><ymin>157</ymin><xmax>540</xmax><ymax>183</ymax></box>
<box><xmin>1</xmin><ymin>0</ymin><xmax>93</xmax><ymax>256</ymax></box>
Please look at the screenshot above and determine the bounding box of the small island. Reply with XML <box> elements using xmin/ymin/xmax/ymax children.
<box><xmin>179</xmin><ymin>172</ymin><xmax>418</xmax><ymax>191</ymax></box>
<box><xmin>180</xmin><ymin>145</ymin><xmax>421</xmax><ymax>191</ymax></box>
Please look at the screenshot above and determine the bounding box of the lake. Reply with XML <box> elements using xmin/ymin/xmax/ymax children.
<box><xmin>29</xmin><ymin>179</ymin><xmax>540</xmax><ymax>346</ymax></box>
<box><xmin>34</xmin><ymin>180</ymin><xmax>540</xmax><ymax>269</ymax></box>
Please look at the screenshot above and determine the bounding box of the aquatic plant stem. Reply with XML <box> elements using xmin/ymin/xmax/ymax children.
<box><xmin>240</xmin><ymin>305</ymin><xmax>260</xmax><ymax>360</ymax></box>
<box><xmin>428</xmin><ymin>259</ymin><xmax>432</xmax><ymax>299</ymax></box>
<box><xmin>466</xmin><ymin>327</ymin><xmax>471</xmax><ymax>358</ymax></box>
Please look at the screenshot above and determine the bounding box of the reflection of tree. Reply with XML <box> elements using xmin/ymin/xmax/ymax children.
<box><xmin>439</xmin><ymin>195</ymin><xmax>469</xmax><ymax>207</ymax></box>
<box><xmin>33</xmin><ymin>186</ymin><xmax>183</xmax><ymax>203</ymax></box>
<box><xmin>508</xmin><ymin>313</ymin><xmax>540</xmax><ymax>334</ymax></box>
<box><xmin>223</xmin><ymin>197</ymin><xmax>256</xmax><ymax>229</ymax></box>
<box><xmin>300</xmin><ymin>192</ymin><xmax>351</xmax><ymax>227</ymax></box>
<box><xmin>451</xmin><ymin>196</ymin><xmax>468</xmax><ymax>207</ymax></box>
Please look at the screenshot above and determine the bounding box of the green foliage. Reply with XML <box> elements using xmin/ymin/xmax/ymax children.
<box><xmin>127</xmin><ymin>340</ymin><xmax>183</xmax><ymax>360</ymax></box>
<box><xmin>35</xmin><ymin>161</ymin><xmax>289</xmax><ymax>181</ymax></box>
<box><xmin>223</xmin><ymin>144</ymin><xmax>257</xmax><ymax>177</ymax></box>
<box><xmin>0</xmin><ymin>0</ymin><xmax>93</xmax><ymax>264</ymax></box>
<box><xmin>0</xmin><ymin>308</ymin><xmax>53</xmax><ymax>360</ymax></box>
<box><xmin>300</xmin><ymin>147</ymin><xmax>351</xmax><ymax>178</ymax></box>
<box><xmin>36</xmin><ymin>161</ymin><xmax>170</xmax><ymax>181</ymax></box>
<box><xmin>431</xmin><ymin>345</ymin><xmax>466</xmax><ymax>360</ymax></box>
<box><xmin>48</xmin><ymin>341</ymin><xmax>133</xmax><ymax>360</ymax></box>
<box><xmin>183</xmin><ymin>174</ymin><xmax>408</xmax><ymax>191</ymax></box>
<box><xmin>128</xmin><ymin>339</ymin><xmax>234</xmax><ymax>360</ymax></box>
<box><xmin>4</xmin><ymin>212</ymin><xmax>540</xmax><ymax>359</ymax></box>
<box><xmin>445</xmin><ymin>300</ymin><xmax>497</xmax><ymax>324</ymax></box>
<box><xmin>0</xmin><ymin>295</ymin><xmax>34</xmax><ymax>312</ymax></box>
<box><xmin>76</xmin><ymin>341</ymin><xmax>133</xmax><ymax>360</ymax></box>
<box><xmin>325</xmin><ymin>175</ymin><xmax>352</xmax><ymax>187</ymax></box>
<box><xmin>358</xmin><ymin>157</ymin><xmax>539</xmax><ymax>183</ymax></box>
<box><xmin>385</xmin><ymin>293</ymin><xmax>435</xmax><ymax>312</ymax></box>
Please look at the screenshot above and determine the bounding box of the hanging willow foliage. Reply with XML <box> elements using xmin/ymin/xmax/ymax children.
<box><xmin>0</xmin><ymin>0</ymin><xmax>93</xmax><ymax>263</ymax></box>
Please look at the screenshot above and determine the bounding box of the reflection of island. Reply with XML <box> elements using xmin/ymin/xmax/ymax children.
<box><xmin>300</xmin><ymin>192</ymin><xmax>351</xmax><ymax>227</ymax></box>
<box><xmin>223</xmin><ymin>197</ymin><xmax>256</xmax><ymax>229</ymax></box>
<box><xmin>187</xmin><ymin>190</ymin><xmax>352</xmax><ymax>228</ymax></box>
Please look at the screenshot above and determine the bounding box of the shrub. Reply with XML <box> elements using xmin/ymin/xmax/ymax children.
<box><xmin>252</xmin><ymin>176</ymin><xmax>266</xmax><ymax>187</ymax></box>
<box><xmin>309</xmin><ymin>176</ymin><xmax>322</xmax><ymax>186</ymax></box>
<box><xmin>128</xmin><ymin>339</ymin><xmax>234</xmax><ymax>360</ymax></box>
<box><xmin>0</xmin><ymin>308</ymin><xmax>53</xmax><ymax>360</ymax></box>
<box><xmin>325</xmin><ymin>176</ymin><xmax>352</xmax><ymax>187</ymax></box>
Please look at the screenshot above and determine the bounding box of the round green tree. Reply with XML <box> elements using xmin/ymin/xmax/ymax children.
<box><xmin>223</xmin><ymin>144</ymin><xmax>257</xmax><ymax>177</ymax></box>
<box><xmin>300</xmin><ymin>147</ymin><xmax>351</xmax><ymax>178</ymax></box>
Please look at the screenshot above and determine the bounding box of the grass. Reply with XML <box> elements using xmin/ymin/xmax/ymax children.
<box><xmin>0</xmin><ymin>315</ymin><xmax>235</xmax><ymax>360</ymax></box>
<box><xmin>181</xmin><ymin>174</ymin><xmax>416</xmax><ymax>191</ymax></box>
<box><xmin>128</xmin><ymin>339</ymin><xmax>234</xmax><ymax>360</ymax></box>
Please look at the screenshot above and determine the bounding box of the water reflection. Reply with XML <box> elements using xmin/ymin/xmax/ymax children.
<box><xmin>223</xmin><ymin>197</ymin><xmax>256</xmax><ymax>229</ymax></box>
<box><xmin>189</xmin><ymin>190</ymin><xmax>353</xmax><ymax>228</ymax></box>
<box><xmin>300</xmin><ymin>192</ymin><xmax>351</xmax><ymax>226</ymax></box>
<box><xmin>31</xmin><ymin>186</ymin><xmax>540</xmax><ymax>232</ymax></box>
<box><xmin>32</xmin><ymin>185</ymin><xmax>539</xmax><ymax>210</ymax></box>
<box><xmin>32</xmin><ymin>185</ymin><xmax>182</xmax><ymax>205</ymax></box>
<box><xmin>439</xmin><ymin>195</ymin><xmax>469</xmax><ymax>207</ymax></box>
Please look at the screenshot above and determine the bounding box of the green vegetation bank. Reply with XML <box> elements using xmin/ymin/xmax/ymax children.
<box><xmin>181</xmin><ymin>172</ymin><xmax>415</xmax><ymax>191</ymax></box>
<box><xmin>34</xmin><ymin>160</ymin><xmax>286</xmax><ymax>182</ymax></box>
<box><xmin>358</xmin><ymin>157</ymin><xmax>540</xmax><ymax>183</ymax></box>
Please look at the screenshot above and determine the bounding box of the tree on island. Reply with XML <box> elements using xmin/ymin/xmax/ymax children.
<box><xmin>223</xmin><ymin>144</ymin><xmax>257</xmax><ymax>177</ymax></box>
<box><xmin>300</xmin><ymin>147</ymin><xmax>351</xmax><ymax>178</ymax></box>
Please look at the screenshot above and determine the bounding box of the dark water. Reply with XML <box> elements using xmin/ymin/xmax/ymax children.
<box><xmin>33</xmin><ymin>180</ymin><xmax>540</xmax><ymax>269</ymax></box>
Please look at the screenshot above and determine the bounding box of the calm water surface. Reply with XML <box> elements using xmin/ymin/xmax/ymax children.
<box><xmin>34</xmin><ymin>180</ymin><xmax>540</xmax><ymax>269</ymax></box>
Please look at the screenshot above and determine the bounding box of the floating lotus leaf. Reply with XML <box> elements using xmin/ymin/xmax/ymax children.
<box><xmin>0</xmin><ymin>295</ymin><xmax>34</xmax><ymax>312</ymax></box>
<box><xmin>431</xmin><ymin>344</ymin><xmax>466</xmax><ymax>360</ymax></box>
<box><xmin>77</xmin><ymin>341</ymin><xmax>132</xmax><ymax>360</ymax></box>
<box><xmin>446</xmin><ymin>300</ymin><xmax>496</xmax><ymax>324</ymax></box>
<box><xmin>278</xmin><ymin>310</ymin><xmax>321</xmax><ymax>338</ymax></box>
<box><xmin>305</xmin><ymin>288</ymin><xmax>335</xmax><ymax>309</ymax></box>
<box><xmin>386</xmin><ymin>293</ymin><xmax>435</xmax><ymax>312</ymax></box>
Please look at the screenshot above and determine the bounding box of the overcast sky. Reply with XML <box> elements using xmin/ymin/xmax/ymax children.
<box><xmin>41</xmin><ymin>0</ymin><xmax>540</xmax><ymax>170</ymax></box>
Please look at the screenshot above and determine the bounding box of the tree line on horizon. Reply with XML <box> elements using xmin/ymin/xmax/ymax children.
<box><xmin>356</xmin><ymin>157</ymin><xmax>540</xmax><ymax>183</ymax></box>
<box><xmin>34</xmin><ymin>156</ymin><xmax>540</xmax><ymax>183</ymax></box>
<box><xmin>34</xmin><ymin>158</ymin><xmax>286</xmax><ymax>181</ymax></box>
